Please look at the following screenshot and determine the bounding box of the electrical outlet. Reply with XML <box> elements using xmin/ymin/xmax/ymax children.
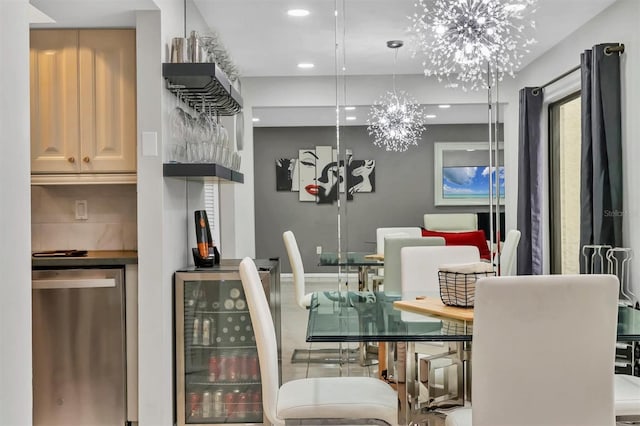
<box><xmin>316</xmin><ymin>246</ymin><xmax>322</xmax><ymax>255</ymax></box>
<box><xmin>75</xmin><ymin>200</ymin><xmax>88</xmax><ymax>220</ymax></box>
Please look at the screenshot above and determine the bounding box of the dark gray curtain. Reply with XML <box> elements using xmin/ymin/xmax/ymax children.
<box><xmin>580</xmin><ymin>43</ymin><xmax>623</xmax><ymax>268</ymax></box>
<box><xmin>517</xmin><ymin>88</ymin><xmax>544</xmax><ymax>275</ymax></box>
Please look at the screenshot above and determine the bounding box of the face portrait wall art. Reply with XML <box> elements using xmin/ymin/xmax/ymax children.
<box><xmin>275</xmin><ymin>146</ymin><xmax>375</xmax><ymax>204</ymax></box>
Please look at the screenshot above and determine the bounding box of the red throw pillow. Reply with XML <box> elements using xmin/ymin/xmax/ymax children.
<box><xmin>421</xmin><ymin>228</ymin><xmax>491</xmax><ymax>260</ymax></box>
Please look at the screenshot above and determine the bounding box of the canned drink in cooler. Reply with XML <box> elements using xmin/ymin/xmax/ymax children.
<box><xmin>227</xmin><ymin>354</ymin><xmax>239</xmax><ymax>382</ymax></box>
<box><xmin>202</xmin><ymin>318</ymin><xmax>211</xmax><ymax>346</ymax></box>
<box><xmin>202</xmin><ymin>391</ymin><xmax>212</xmax><ymax>418</ymax></box>
<box><xmin>237</xmin><ymin>392</ymin><xmax>248</xmax><ymax>420</ymax></box>
<box><xmin>208</xmin><ymin>355</ymin><xmax>218</xmax><ymax>382</ymax></box>
<box><xmin>240</xmin><ymin>352</ymin><xmax>249</xmax><ymax>381</ymax></box>
<box><xmin>192</xmin><ymin>317</ymin><xmax>200</xmax><ymax>345</ymax></box>
<box><xmin>218</xmin><ymin>354</ymin><xmax>228</xmax><ymax>381</ymax></box>
<box><xmin>213</xmin><ymin>389</ymin><xmax>224</xmax><ymax>417</ymax></box>
<box><xmin>251</xmin><ymin>389</ymin><xmax>262</xmax><ymax>415</ymax></box>
<box><xmin>249</xmin><ymin>352</ymin><xmax>260</xmax><ymax>381</ymax></box>
<box><xmin>188</xmin><ymin>391</ymin><xmax>201</xmax><ymax>419</ymax></box>
<box><xmin>224</xmin><ymin>391</ymin><xmax>236</xmax><ymax>417</ymax></box>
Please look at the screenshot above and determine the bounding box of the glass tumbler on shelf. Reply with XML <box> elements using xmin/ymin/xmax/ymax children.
<box><xmin>169</xmin><ymin>106</ymin><xmax>189</xmax><ymax>162</ymax></box>
<box><xmin>231</xmin><ymin>152</ymin><xmax>241</xmax><ymax>171</ymax></box>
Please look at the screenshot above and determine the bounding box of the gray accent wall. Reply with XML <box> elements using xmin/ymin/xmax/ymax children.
<box><xmin>254</xmin><ymin>124</ymin><xmax>503</xmax><ymax>273</ymax></box>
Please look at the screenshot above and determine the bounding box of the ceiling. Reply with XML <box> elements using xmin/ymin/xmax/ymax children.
<box><xmin>30</xmin><ymin>0</ymin><xmax>617</xmax><ymax>126</ymax></box>
<box><xmin>194</xmin><ymin>0</ymin><xmax>615</xmax><ymax>126</ymax></box>
<box><xmin>194</xmin><ymin>0</ymin><xmax>617</xmax><ymax>77</ymax></box>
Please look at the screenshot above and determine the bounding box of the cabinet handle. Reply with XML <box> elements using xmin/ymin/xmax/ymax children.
<box><xmin>68</xmin><ymin>157</ymin><xmax>75</xmax><ymax>163</ymax></box>
<box><xmin>83</xmin><ymin>156</ymin><xmax>90</xmax><ymax>163</ymax></box>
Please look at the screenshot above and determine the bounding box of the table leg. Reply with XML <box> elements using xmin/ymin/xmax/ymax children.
<box><xmin>378</xmin><ymin>342</ymin><xmax>387</xmax><ymax>380</ymax></box>
<box><xmin>357</xmin><ymin>265</ymin><xmax>370</xmax><ymax>291</ymax></box>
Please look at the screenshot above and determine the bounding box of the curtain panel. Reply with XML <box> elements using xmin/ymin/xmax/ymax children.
<box><xmin>517</xmin><ymin>88</ymin><xmax>544</xmax><ymax>275</ymax></box>
<box><xmin>580</xmin><ymin>43</ymin><xmax>623</xmax><ymax>271</ymax></box>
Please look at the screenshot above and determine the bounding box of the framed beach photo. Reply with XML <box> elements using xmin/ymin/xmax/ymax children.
<box><xmin>434</xmin><ymin>142</ymin><xmax>505</xmax><ymax>206</ymax></box>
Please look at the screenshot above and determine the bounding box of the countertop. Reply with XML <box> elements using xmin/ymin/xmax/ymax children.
<box><xmin>32</xmin><ymin>250</ymin><xmax>138</xmax><ymax>268</ymax></box>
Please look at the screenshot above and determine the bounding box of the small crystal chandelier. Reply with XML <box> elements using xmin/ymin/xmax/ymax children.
<box><xmin>367</xmin><ymin>40</ymin><xmax>426</xmax><ymax>152</ymax></box>
<box><xmin>409</xmin><ymin>0</ymin><xmax>537</xmax><ymax>91</ymax></box>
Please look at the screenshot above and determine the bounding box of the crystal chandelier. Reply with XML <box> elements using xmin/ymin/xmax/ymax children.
<box><xmin>409</xmin><ymin>0</ymin><xmax>537</xmax><ymax>90</ymax></box>
<box><xmin>367</xmin><ymin>40</ymin><xmax>427</xmax><ymax>152</ymax></box>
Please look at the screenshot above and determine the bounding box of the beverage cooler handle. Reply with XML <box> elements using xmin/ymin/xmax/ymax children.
<box><xmin>32</xmin><ymin>278</ymin><xmax>116</xmax><ymax>289</ymax></box>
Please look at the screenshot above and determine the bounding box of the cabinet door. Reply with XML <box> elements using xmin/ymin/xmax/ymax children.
<box><xmin>78</xmin><ymin>30</ymin><xmax>136</xmax><ymax>173</ymax></box>
<box><xmin>30</xmin><ymin>30</ymin><xmax>80</xmax><ymax>173</ymax></box>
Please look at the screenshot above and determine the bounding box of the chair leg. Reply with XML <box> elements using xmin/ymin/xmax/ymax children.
<box><xmin>291</xmin><ymin>347</ymin><xmax>359</xmax><ymax>364</ymax></box>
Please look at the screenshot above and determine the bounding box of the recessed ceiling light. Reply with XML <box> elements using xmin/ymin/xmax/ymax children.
<box><xmin>252</xmin><ymin>117</ymin><xmax>260</xmax><ymax>122</ymax></box>
<box><xmin>287</xmin><ymin>9</ymin><xmax>310</xmax><ymax>17</ymax></box>
<box><xmin>438</xmin><ymin>104</ymin><xmax>451</xmax><ymax>109</ymax></box>
<box><xmin>425</xmin><ymin>114</ymin><xmax>437</xmax><ymax>119</ymax></box>
<box><xmin>346</xmin><ymin>116</ymin><xmax>357</xmax><ymax>121</ymax></box>
<box><xmin>344</xmin><ymin>106</ymin><xmax>356</xmax><ymax>111</ymax></box>
<box><xmin>297</xmin><ymin>63</ymin><xmax>315</xmax><ymax>69</ymax></box>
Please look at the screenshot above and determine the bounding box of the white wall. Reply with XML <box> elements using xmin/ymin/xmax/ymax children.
<box><xmin>0</xmin><ymin>0</ymin><xmax>32</xmax><ymax>424</ymax></box>
<box><xmin>136</xmin><ymin>1</ymin><xmax>216</xmax><ymax>424</ymax></box>
<box><xmin>505</xmin><ymin>0</ymin><xmax>640</xmax><ymax>293</ymax></box>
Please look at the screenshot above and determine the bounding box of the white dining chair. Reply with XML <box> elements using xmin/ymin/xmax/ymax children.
<box><xmin>282</xmin><ymin>230</ymin><xmax>355</xmax><ymax>364</ymax></box>
<box><xmin>445</xmin><ymin>274</ymin><xmax>619</xmax><ymax>426</ymax></box>
<box><xmin>496</xmin><ymin>229</ymin><xmax>521</xmax><ymax>276</ymax></box>
<box><xmin>373</xmin><ymin>227</ymin><xmax>422</xmax><ymax>284</ymax></box>
<box><xmin>383</xmin><ymin>236</ymin><xmax>445</xmax><ymax>296</ymax></box>
<box><xmin>378</xmin><ymin>237</ymin><xmax>446</xmax><ymax>385</ymax></box>
<box><xmin>239</xmin><ymin>257</ymin><xmax>398</xmax><ymax>426</ymax></box>
<box><xmin>282</xmin><ymin>230</ymin><xmax>313</xmax><ymax>310</ymax></box>
<box><xmin>399</xmin><ymin>245</ymin><xmax>480</xmax><ymax>407</ymax></box>
<box><xmin>423</xmin><ymin>213</ymin><xmax>477</xmax><ymax>232</ymax></box>
<box><xmin>614</xmin><ymin>373</ymin><xmax>640</xmax><ymax>420</ymax></box>
<box><xmin>376</xmin><ymin>227</ymin><xmax>422</xmax><ymax>255</ymax></box>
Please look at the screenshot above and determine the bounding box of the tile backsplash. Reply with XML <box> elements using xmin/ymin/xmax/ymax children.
<box><xmin>31</xmin><ymin>185</ymin><xmax>137</xmax><ymax>251</ymax></box>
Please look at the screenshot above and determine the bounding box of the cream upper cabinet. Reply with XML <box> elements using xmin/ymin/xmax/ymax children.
<box><xmin>30</xmin><ymin>30</ymin><xmax>80</xmax><ymax>173</ymax></box>
<box><xmin>31</xmin><ymin>29</ymin><xmax>136</xmax><ymax>175</ymax></box>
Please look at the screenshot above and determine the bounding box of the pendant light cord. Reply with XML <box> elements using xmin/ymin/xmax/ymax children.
<box><xmin>392</xmin><ymin>48</ymin><xmax>398</xmax><ymax>94</ymax></box>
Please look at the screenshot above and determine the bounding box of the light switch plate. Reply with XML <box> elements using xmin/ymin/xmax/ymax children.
<box><xmin>142</xmin><ymin>131</ymin><xmax>158</xmax><ymax>157</ymax></box>
<box><xmin>75</xmin><ymin>200</ymin><xmax>88</xmax><ymax>220</ymax></box>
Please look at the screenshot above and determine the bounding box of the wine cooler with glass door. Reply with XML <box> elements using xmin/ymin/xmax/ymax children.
<box><xmin>174</xmin><ymin>259</ymin><xmax>280</xmax><ymax>425</ymax></box>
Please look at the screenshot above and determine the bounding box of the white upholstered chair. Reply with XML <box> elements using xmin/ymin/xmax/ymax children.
<box><xmin>374</xmin><ymin>227</ymin><xmax>422</xmax><ymax>282</ymax></box>
<box><xmin>496</xmin><ymin>229</ymin><xmax>521</xmax><ymax>276</ymax></box>
<box><xmin>282</xmin><ymin>231</ymin><xmax>313</xmax><ymax>309</ymax></box>
<box><xmin>615</xmin><ymin>373</ymin><xmax>640</xmax><ymax>419</ymax></box>
<box><xmin>399</xmin><ymin>245</ymin><xmax>480</xmax><ymax>404</ymax></box>
<box><xmin>383</xmin><ymin>236</ymin><xmax>445</xmax><ymax>296</ymax></box>
<box><xmin>423</xmin><ymin>214</ymin><xmax>477</xmax><ymax>232</ymax></box>
<box><xmin>282</xmin><ymin>230</ymin><xmax>353</xmax><ymax>364</ymax></box>
<box><xmin>375</xmin><ymin>227</ymin><xmax>422</xmax><ymax>255</ymax></box>
<box><xmin>239</xmin><ymin>257</ymin><xmax>398</xmax><ymax>426</ymax></box>
<box><xmin>445</xmin><ymin>274</ymin><xmax>619</xmax><ymax>426</ymax></box>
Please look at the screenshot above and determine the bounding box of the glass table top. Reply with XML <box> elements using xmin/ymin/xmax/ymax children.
<box><xmin>306</xmin><ymin>290</ymin><xmax>640</xmax><ymax>343</ymax></box>
<box><xmin>318</xmin><ymin>251</ymin><xmax>382</xmax><ymax>267</ymax></box>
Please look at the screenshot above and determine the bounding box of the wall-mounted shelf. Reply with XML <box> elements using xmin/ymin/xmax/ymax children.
<box><xmin>162</xmin><ymin>63</ymin><xmax>243</xmax><ymax>116</ymax></box>
<box><xmin>163</xmin><ymin>163</ymin><xmax>244</xmax><ymax>183</ymax></box>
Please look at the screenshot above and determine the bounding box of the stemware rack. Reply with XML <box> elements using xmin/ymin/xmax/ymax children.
<box><xmin>162</xmin><ymin>63</ymin><xmax>243</xmax><ymax>116</ymax></box>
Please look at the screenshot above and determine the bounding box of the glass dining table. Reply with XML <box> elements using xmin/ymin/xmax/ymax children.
<box><xmin>306</xmin><ymin>289</ymin><xmax>640</xmax><ymax>425</ymax></box>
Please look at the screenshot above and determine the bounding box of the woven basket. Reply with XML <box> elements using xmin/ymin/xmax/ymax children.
<box><xmin>438</xmin><ymin>269</ymin><xmax>495</xmax><ymax>307</ymax></box>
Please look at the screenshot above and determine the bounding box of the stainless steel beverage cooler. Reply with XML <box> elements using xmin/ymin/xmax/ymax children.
<box><xmin>174</xmin><ymin>259</ymin><xmax>280</xmax><ymax>425</ymax></box>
